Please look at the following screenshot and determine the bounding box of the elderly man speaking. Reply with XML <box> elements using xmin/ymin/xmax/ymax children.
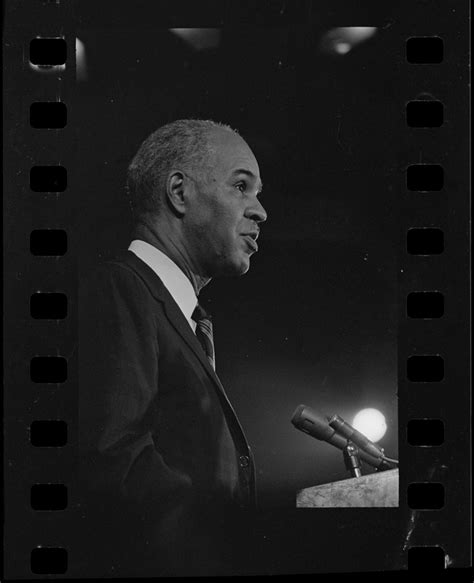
<box><xmin>78</xmin><ymin>119</ymin><xmax>267</xmax><ymax>577</ymax></box>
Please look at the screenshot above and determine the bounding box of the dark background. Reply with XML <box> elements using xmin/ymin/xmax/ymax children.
<box><xmin>75</xmin><ymin>12</ymin><xmax>401</xmax><ymax>507</ymax></box>
<box><xmin>3</xmin><ymin>0</ymin><xmax>470</xmax><ymax>577</ymax></box>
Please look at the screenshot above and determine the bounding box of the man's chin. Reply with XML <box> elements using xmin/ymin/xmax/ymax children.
<box><xmin>214</xmin><ymin>255</ymin><xmax>251</xmax><ymax>277</ymax></box>
<box><xmin>233</xmin><ymin>253</ymin><xmax>252</xmax><ymax>275</ymax></box>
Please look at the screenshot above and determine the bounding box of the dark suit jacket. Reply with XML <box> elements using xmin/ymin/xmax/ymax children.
<box><xmin>78</xmin><ymin>251</ymin><xmax>257</xmax><ymax>577</ymax></box>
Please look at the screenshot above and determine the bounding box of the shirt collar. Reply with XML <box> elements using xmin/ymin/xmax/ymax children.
<box><xmin>128</xmin><ymin>239</ymin><xmax>198</xmax><ymax>331</ymax></box>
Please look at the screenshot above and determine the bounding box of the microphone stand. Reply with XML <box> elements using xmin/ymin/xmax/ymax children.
<box><xmin>343</xmin><ymin>441</ymin><xmax>362</xmax><ymax>478</ymax></box>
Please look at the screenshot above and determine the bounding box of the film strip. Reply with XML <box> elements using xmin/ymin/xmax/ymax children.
<box><xmin>3</xmin><ymin>1</ymin><xmax>470</xmax><ymax>578</ymax></box>
<box><xmin>400</xmin><ymin>23</ymin><xmax>470</xmax><ymax>571</ymax></box>
<box><xmin>402</xmin><ymin>35</ymin><xmax>452</xmax><ymax>570</ymax></box>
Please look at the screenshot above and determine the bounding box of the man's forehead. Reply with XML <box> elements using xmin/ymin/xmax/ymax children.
<box><xmin>208</xmin><ymin>129</ymin><xmax>260</xmax><ymax>175</ymax></box>
<box><xmin>208</xmin><ymin>127</ymin><xmax>252</xmax><ymax>155</ymax></box>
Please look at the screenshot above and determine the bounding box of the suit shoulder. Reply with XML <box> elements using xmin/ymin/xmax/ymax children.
<box><xmin>81</xmin><ymin>252</ymin><xmax>154</xmax><ymax>302</ymax></box>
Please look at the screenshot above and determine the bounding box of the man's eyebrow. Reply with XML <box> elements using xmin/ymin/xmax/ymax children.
<box><xmin>231</xmin><ymin>169</ymin><xmax>263</xmax><ymax>192</ymax></box>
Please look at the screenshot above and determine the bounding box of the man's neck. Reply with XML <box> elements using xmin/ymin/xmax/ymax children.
<box><xmin>134</xmin><ymin>221</ymin><xmax>211</xmax><ymax>296</ymax></box>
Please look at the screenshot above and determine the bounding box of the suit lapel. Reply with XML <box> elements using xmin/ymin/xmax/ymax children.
<box><xmin>121</xmin><ymin>251</ymin><xmax>251</xmax><ymax>450</ymax></box>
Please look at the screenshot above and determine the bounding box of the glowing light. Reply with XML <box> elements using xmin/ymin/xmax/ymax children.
<box><xmin>320</xmin><ymin>26</ymin><xmax>377</xmax><ymax>56</ymax></box>
<box><xmin>76</xmin><ymin>38</ymin><xmax>87</xmax><ymax>81</ymax></box>
<box><xmin>335</xmin><ymin>42</ymin><xmax>351</xmax><ymax>55</ymax></box>
<box><xmin>338</xmin><ymin>27</ymin><xmax>377</xmax><ymax>43</ymax></box>
<box><xmin>352</xmin><ymin>408</ymin><xmax>387</xmax><ymax>442</ymax></box>
<box><xmin>169</xmin><ymin>28</ymin><xmax>221</xmax><ymax>51</ymax></box>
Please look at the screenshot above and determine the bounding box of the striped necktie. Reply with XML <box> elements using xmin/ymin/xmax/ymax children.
<box><xmin>192</xmin><ymin>303</ymin><xmax>216</xmax><ymax>370</ymax></box>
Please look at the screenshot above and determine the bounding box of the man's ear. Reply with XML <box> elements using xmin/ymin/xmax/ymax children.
<box><xmin>166</xmin><ymin>170</ymin><xmax>188</xmax><ymax>216</ymax></box>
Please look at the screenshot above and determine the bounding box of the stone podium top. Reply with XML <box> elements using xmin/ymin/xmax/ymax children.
<box><xmin>296</xmin><ymin>468</ymin><xmax>399</xmax><ymax>508</ymax></box>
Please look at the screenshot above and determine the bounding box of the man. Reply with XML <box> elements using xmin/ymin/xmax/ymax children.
<box><xmin>78</xmin><ymin>119</ymin><xmax>267</xmax><ymax>576</ymax></box>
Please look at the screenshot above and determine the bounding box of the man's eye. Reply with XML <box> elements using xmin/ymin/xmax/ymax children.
<box><xmin>235</xmin><ymin>183</ymin><xmax>246</xmax><ymax>192</ymax></box>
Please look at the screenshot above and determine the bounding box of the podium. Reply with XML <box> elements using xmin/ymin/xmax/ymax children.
<box><xmin>296</xmin><ymin>468</ymin><xmax>399</xmax><ymax>508</ymax></box>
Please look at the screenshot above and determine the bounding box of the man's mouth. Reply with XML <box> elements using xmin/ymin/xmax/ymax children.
<box><xmin>241</xmin><ymin>234</ymin><xmax>259</xmax><ymax>252</ymax></box>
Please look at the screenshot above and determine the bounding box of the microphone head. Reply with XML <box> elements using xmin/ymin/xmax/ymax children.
<box><xmin>329</xmin><ymin>414</ymin><xmax>384</xmax><ymax>458</ymax></box>
<box><xmin>291</xmin><ymin>405</ymin><xmax>335</xmax><ymax>441</ymax></box>
<box><xmin>291</xmin><ymin>404</ymin><xmax>308</xmax><ymax>426</ymax></box>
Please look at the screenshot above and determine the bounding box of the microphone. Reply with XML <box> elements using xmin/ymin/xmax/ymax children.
<box><xmin>328</xmin><ymin>414</ymin><xmax>384</xmax><ymax>459</ymax></box>
<box><xmin>291</xmin><ymin>405</ymin><xmax>395</xmax><ymax>471</ymax></box>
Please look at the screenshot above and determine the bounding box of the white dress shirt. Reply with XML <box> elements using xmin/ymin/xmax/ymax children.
<box><xmin>128</xmin><ymin>239</ymin><xmax>198</xmax><ymax>332</ymax></box>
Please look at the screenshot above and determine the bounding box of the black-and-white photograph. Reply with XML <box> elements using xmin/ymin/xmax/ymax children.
<box><xmin>3</xmin><ymin>0</ymin><xmax>471</xmax><ymax>579</ymax></box>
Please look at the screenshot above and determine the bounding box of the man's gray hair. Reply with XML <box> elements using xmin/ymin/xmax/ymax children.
<box><xmin>127</xmin><ymin>118</ymin><xmax>236</xmax><ymax>219</ymax></box>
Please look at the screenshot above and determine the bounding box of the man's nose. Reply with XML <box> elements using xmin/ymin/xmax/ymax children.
<box><xmin>246</xmin><ymin>198</ymin><xmax>268</xmax><ymax>224</ymax></box>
